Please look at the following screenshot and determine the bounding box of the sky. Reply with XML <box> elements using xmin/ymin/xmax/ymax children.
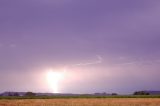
<box><xmin>0</xmin><ymin>0</ymin><xmax>160</xmax><ymax>94</ymax></box>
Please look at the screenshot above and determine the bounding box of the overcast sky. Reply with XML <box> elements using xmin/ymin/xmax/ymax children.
<box><xmin>0</xmin><ymin>0</ymin><xmax>160</xmax><ymax>94</ymax></box>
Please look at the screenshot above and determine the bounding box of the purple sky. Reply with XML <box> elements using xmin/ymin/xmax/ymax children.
<box><xmin>0</xmin><ymin>0</ymin><xmax>160</xmax><ymax>94</ymax></box>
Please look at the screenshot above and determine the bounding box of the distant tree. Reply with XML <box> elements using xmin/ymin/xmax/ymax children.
<box><xmin>94</xmin><ymin>92</ymin><xmax>107</xmax><ymax>96</ymax></box>
<box><xmin>13</xmin><ymin>92</ymin><xmax>19</xmax><ymax>96</ymax></box>
<box><xmin>102</xmin><ymin>92</ymin><xmax>107</xmax><ymax>95</ymax></box>
<box><xmin>25</xmin><ymin>92</ymin><xmax>36</xmax><ymax>96</ymax></box>
<box><xmin>8</xmin><ymin>92</ymin><xmax>13</xmax><ymax>96</ymax></box>
<box><xmin>94</xmin><ymin>93</ymin><xmax>101</xmax><ymax>95</ymax></box>
<box><xmin>112</xmin><ymin>93</ymin><xmax>118</xmax><ymax>95</ymax></box>
<box><xmin>133</xmin><ymin>91</ymin><xmax>150</xmax><ymax>95</ymax></box>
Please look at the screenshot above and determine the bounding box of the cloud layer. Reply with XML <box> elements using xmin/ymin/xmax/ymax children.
<box><xmin>0</xmin><ymin>0</ymin><xmax>160</xmax><ymax>94</ymax></box>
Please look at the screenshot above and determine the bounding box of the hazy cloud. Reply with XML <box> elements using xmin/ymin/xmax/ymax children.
<box><xmin>117</xmin><ymin>59</ymin><xmax>160</xmax><ymax>66</ymax></box>
<box><xmin>74</xmin><ymin>55</ymin><xmax>102</xmax><ymax>66</ymax></box>
<box><xmin>0</xmin><ymin>43</ymin><xmax>3</xmax><ymax>47</ymax></box>
<box><xmin>9</xmin><ymin>44</ymin><xmax>16</xmax><ymax>48</ymax></box>
<box><xmin>0</xmin><ymin>0</ymin><xmax>160</xmax><ymax>93</ymax></box>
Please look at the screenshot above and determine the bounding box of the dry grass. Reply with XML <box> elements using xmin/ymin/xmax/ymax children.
<box><xmin>0</xmin><ymin>98</ymin><xmax>160</xmax><ymax>106</ymax></box>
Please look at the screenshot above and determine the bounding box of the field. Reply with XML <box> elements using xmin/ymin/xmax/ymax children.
<box><xmin>0</xmin><ymin>98</ymin><xmax>160</xmax><ymax>106</ymax></box>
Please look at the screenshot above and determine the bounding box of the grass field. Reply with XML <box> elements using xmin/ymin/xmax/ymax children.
<box><xmin>0</xmin><ymin>98</ymin><xmax>160</xmax><ymax>106</ymax></box>
<box><xmin>0</xmin><ymin>95</ymin><xmax>160</xmax><ymax>99</ymax></box>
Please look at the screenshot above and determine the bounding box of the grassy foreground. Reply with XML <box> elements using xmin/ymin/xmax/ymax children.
<box><xmin>0</xmin><ymin>95</ymin><xmax>160</xmax><ymax>99</ymax></box>
<box><xmin>0</xmin><ymin>98</ymin><xmax>160</xmax><ymax>106</ymax></box>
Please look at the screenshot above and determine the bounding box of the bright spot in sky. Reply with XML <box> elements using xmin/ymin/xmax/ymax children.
<box><xmin>46</xmin><ymin>69</ymin><xmax>65</xmax><ymax>93</ymax></box>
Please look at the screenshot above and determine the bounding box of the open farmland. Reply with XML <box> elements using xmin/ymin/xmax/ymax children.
<box><xmin>0</xmin><ymin>98</ymin><xmax>160</xmax><ymax>106</ymax></box>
